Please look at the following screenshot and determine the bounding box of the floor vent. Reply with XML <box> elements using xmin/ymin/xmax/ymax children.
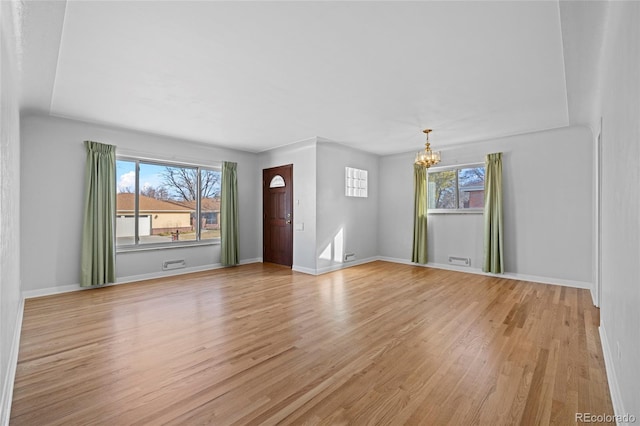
<box><xmin>448</xmin><ymin>256</ymin><xmax>471</xmax><ymax>267</ymax></box>
<box><xmin>163</xmin><ymin>259</ymin><xmax>186</xmax><ymax>271</ymax></box>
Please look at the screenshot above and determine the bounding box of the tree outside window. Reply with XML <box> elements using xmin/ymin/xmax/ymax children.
<box><xmin>428</xmin><ymin>166</ymin><xmax>485</xmax><ymax>211</ymax></box>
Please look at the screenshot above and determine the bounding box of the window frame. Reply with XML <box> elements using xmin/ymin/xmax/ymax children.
<box><xmin>427</xmin><ymin>162</ymin><xmax>485</xmax><ymax>214</ymax></box>
<box><xmin>115</xmin><ymin>155</ymin><xmax>222</xmax><ymax>252</ymax></box>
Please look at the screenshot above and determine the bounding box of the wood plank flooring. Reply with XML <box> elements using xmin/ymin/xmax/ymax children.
<box><xmin>11</xmin><ymin>261</ymin><xmax>613</xmax><ymax>425</ymax></box>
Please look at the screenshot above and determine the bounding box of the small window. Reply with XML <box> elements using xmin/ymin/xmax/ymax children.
<box><xmin>428</xmin><ymin>165</ymin><xmax>485</xmax><ymax>212</ymax></box>
<box><xmin>269</xmin><ymin>175</ymin><xmax>285</xmax><ymax>188</ymax></box>
<box><xmin>345</xmin><ymin>167</ymin><xmax>368</xmax><ymax>197</ymax></box>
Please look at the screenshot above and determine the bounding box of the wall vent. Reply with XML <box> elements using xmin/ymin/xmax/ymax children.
<box><xmin>448</xmin><ymin>256</ymin><xmax>471</xmax><ymax>267</ymax></box>
<box><xmin>163</xmin><ymin>259</ymin><xmax>186</xmax><ymax>271</ymax></box>
<box><xmin>344</xmin><ymin>253</ymin><xmax>356</xmax><ymax>262</ymax></box>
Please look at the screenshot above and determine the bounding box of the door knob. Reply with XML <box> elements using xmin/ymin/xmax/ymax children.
<box><xmin>286</xmin><ymin>220</ymin><xmax>292</xmax><ymax>224</ymax></box>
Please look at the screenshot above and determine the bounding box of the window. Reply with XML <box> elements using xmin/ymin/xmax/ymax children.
<box><xmin>345</xmin><ymin>167</ymin><xmax>368</xmax><ymax>197</ymax></box>
<box><xmin>269</xmin><ymin>175</ymin><xmax>285</xmax><ymax>188</ymax></box>
<box><xmin>428</xmin><ymin>164</ymin><xmax>485</xmax><ymax>212</ymax></box>
<box><xmin>116</xmin><ymin>158</ymin><xmax>221</xmax><ymax>247</ymax></box>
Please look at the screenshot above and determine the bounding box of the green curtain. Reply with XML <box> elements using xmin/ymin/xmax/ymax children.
<box><xmin>220</xmin><ymin>161</ymin><xmax>239</xmax><ymax>266</ymax></box>
<box><xmin>412</xmin><ymin>164</ymin><xmax>428</xmax><ymax>264</ymax></box>
<box><xmin>483</xmin><ymin>152</ymin><xmax>504</xmax><ymax>273</ymax></box>
<box><xmin>80</xmin><ymin>141</ymin><xmax>116</xmax><ymax>287</ymax></box>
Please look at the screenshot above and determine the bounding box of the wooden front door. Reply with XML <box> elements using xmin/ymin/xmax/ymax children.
<box><xmin>263</xmin><ymin>165</ymin><xmax>293</xmax><ymax>267</ymax></box>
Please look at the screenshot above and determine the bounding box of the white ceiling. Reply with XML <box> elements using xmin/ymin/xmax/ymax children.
<box><xmin>19</xmin><ymin>1</ymin><xmax>605</xmax><ymax>155</ymax></box>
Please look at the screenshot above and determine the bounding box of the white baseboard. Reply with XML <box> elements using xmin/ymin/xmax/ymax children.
<box><xmin>22</xmin><ymin>258</ymin><xmax>263</xmax><ymax>299</ymax></box>
<box><xmin>115</xmin><ymin>263</ymin><xmax>227</xmax><ymax>285</ymax></box>
<box><xmin>1</xmin><ymin>297</ymin><xmax>24</xmax><ymax>426</ymax></box>
<box><xmin>377</xmin><ymin>256</ymin><xmax>414</xmax><ymax>267</ymax></box>
<box><xmin>239</xmin><ymin>257</ymin><xmax>263</xmax><ymax>265</ymax></box>
<box><xmin>30</xmin><ymin>255</ymin><xmax>589</xmax><ymax>299</ymax></box>
<box><xmin>377</xmin><ymin>257</ymin><xmax>591</xmax><ymax>290</ymax></box>
<box><xmin>293</xmin><ymin>256</ymin><xmax>379</xmax><ymax>276</ymax></box>
<box><xmin>315</xmin><ymin>256</ymin><xmax>379</xmax><ymax>275</ymax></box>
<box><xmin>501</xmin><ymin>271</ymin><xmax>591</xmax><ymax>290</ymax></box>
<box><xmin>599</xmin><ymin>322</ymin><xmax>626</xmax><ymax>424</ymax></box>
<box><xmin>292</xmin><ymin>265</ymin><xmax>317</xmax><ymax>275</ymax></box>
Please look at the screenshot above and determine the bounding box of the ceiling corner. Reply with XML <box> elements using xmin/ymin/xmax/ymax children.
<box><xmin>559</xmin><ymin>0</ymin><xmax>609</xmax><ymax>129</ymax></box>
<box><xmin>20</xmin><ymin>0</ymin><xmax>67</xmax><ymax>115</ymax></box>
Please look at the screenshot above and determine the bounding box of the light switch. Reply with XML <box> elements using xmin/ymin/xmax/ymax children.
<box><xmin>295</xmin><ymin>222</ymin><xmax>304</xmax><ymax>231</ymax></box>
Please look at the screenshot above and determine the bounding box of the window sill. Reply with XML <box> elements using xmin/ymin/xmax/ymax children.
<box><xmin>427</xmin><ymin>209</ymin><xmax>483</xmax><ymax>215</ymax></box>
<box><xmin>116</xmin><ymin>239</ymin><xmax>220</xmax><ymax>253</ymax></box>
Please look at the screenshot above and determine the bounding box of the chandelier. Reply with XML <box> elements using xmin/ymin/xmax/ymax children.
<box><xmin>414</xmin><ymin>129</ymin><xmax>441</xmax><ymax>168</ymax></box>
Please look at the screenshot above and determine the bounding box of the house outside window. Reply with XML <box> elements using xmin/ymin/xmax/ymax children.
<box><xmin>428</xmin><ymin>164</ymin><xmax>485</xmax><ymax>212</ymax></box>
<box><xmin>116</xmin><ymin>158</ymin><xmax>221</xmax><ymax>247</ymax></box>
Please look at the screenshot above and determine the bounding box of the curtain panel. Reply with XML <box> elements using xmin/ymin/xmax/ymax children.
<box><xmin>80</xmin><ymin>140</ymin><xmax>116</xmax><ymax>287</ymax></box>
<box><xmin>483</xmin><ymin>152</ymin><xmax>504</xmax><ymax>273</ymax></box>
<box><xmin>412</xmin><ymin>164</ymin><xmax>428</xmax><ymax>264</ymax></box>
<box><xmin>220</xmin><ymin>161</ymin><xmax>239</xmax><ymax>266</ymax></box>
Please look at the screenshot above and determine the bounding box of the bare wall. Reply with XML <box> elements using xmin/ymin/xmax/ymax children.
<box><xmin>596</xmin><ymin>1</ymin><xmax>640</xmax><ymax>419</ymax></box>
<box><xmin>0</xmin><ymin>1</ymin><xmax>23</xmax><ymax>421</ymax></box>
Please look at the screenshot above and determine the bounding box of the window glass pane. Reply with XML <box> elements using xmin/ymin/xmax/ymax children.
<box><xmin>269</xmin><ymin>175</ymin><xmax>285</xmax><ymax>188</ymax></box>
<box><xmin>458</xmin><ymin>167</ymin><xmax>485</xmax><ymax>209</ymax></box>
<box><xmin>139</xmin><ymin>163</ymin><xmax>197</xmax><ymax>244</ymax></box>
<box><xmin>116</xmin><ymin>159</ymin><xmax>136</xmax><ymax>245</ymax></box>
<box><xmin>200</xmin><ymin>169</ymin><xmax>222</xmax><ymax>240</ymax></box>
<box><xmin>428</xmin><ymin>170</ymin><xmax>456</xmax><ymax>209</ymax></box>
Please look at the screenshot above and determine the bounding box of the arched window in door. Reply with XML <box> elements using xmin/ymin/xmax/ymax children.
<box><xmin>269</xmin><ymin>175</ymin><xmax>285</xmax><ymax>188</ymax></box>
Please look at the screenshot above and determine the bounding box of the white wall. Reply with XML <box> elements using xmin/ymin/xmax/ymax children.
<box><xmin>259</xmin><ymin>139</ymin><xmax>317</xmax><ymax>273</ymax></box>
<box><xmin>0</xmin><ymin>1</ymin><xmax>22</xmax><ymax>422</ymax></box>
<box><xmin>596</xmin><ymin>1</ymin><xmax>640</xmax><ymax>419</ymax></box>
<box><xmin>316</xmin><ymin>141</ymin><xmax>379</xmax><ymax>273</ymax></box>
<box><xmin>379</xmin><ymin>126</ymin><xmax>594</xmax><ymax>286</ymax></box>
<box><xmin>379</xmin><ymin>152</ymin><xmax>418</xmax><ymax>262</ymax></box>
<box><xmin>20</xmin><ymin>114</ymin><xmax>260</xmax><ymax>293</ymax></box>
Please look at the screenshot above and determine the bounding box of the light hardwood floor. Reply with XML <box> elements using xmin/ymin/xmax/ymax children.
<box><xmin>11</xmin><ymin>261</ymin><xmax>613</xmax><ymax>425</ymax></box>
